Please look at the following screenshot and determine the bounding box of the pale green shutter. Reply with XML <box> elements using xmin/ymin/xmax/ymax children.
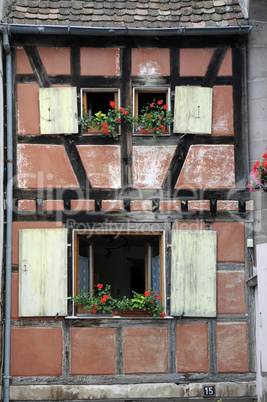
<box><xmin>171</xmin><ymin>230</ymin><xmax>216</xmax><ymax>317</ymax></box>
<box><xmin>39</xmin><ymin>87</ymin><xmax>78</xmax><ymax>134</ymax></box>
<box><xmin>19</xmin><ymin>228</ymin><xmax>68</xmax><ymax>317</ymax></box>
<box><xmin>173</xmin><ymin>86</ymin><xmax>212</xmax><ymax>134</ymax></box>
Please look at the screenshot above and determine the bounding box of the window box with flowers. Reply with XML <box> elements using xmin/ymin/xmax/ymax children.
<box><xmin>247</xmin><ymin>150</ymin><xmax>267</xmax><ymax>192</ymax></box>
<box><xmin>72</xmin><ymin>284</ymin><xmax>166</xmax><ymax>319</ymax></box>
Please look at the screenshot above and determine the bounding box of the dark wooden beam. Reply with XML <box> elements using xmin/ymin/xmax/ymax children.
<box><xmin>202</xmin><ymin>47</ymin><xmax>228</xmax><ymax>87</ymax></box>
<box><xmin>24</xmin><ymin>46</ymin><xmax>51</xmax><ymax>88</ymax></box>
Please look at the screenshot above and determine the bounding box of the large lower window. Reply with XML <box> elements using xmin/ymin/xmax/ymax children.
<box><xmin>73</xmin><ymin>231</ymin><xmax>164</xmax><ymax>302</ymax></box>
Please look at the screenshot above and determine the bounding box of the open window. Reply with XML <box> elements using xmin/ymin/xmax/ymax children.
<box><xmin>73</xmin><ymin>231</ymin><xmax>165</xmax><ymax>313</ymax></box>
<box><xmin>133</xmin><ymin>87</ymin><xmax>171</xmax><ymax>136</ymax></box>
<box><xmin>81</xmin><ymin>88</ymin><xmax>120</xmax><ymax>135</ymax></box>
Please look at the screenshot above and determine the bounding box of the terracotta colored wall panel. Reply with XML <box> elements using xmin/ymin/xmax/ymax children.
<box><xmin>188</xmin><ymin>200</ymin><xmax>210</xmax><ymax>211</ymax></box>
<box><xmin>17</xmin><ymin>83</ymin><xmax>40</xmax><ymax>135</ymax></box>
<box><xmin>11</xmin><ymin>273</ymin><xmax>19</xmax><ymax>319</ymax></box>
<box><xmin>43</xmin><ymin>200</ymin><xmax>65</xmax><ymax>211</ymax></box>
<box><xmin>102</xmin><ymin>200</ymin><xmax>123</xmax><ymax>211</ymax></box>
<box><xmin>180</xmin><ymin>48</ymin><xmax>214</xmax><ymax>77</ymax></box>
<box><xmin>217</xmin><ymin>200</ymin><xmax>239</xmax><ymax>211</ymax></box>
<box><xmin>176</xmin><ymin>145</ymin><xmax>235</xmax><ymax>190</ymax></box>
<box><xmin>218</xmin><ymin>48</ymin><xmax>232</xmax><ymax>76</ymax></box>
<box><xmin>160</xmin><ymin>200</ymin><xmax>181</xmax><ymax>211</ymax></box>
<box><xmin>16</xmin><ymin>46</ymin><xmax>33</xmax><ymax>74</ymax></box>
<box><xmin>217</xmin><ymin>323</ymin><xmax>249</xmax><ymax>373</ymax></box>
<box><xmin>212</xmin><ymin>222</ymin><xmax>245</xmax><ymax>263</ymax></box>
<box><xmin>17</xmin><ymin>200</ymin><xmax>36</xmax><ymax>211</ymax></box>
<box><xmin>11</xmin><ymin>328</ymin><xmax>62</xmax><ymax>376</ymax></box>
<box><xmin>38</xmin><ymin>47</ymin><xmax>71</xmax><ymax>75</ymax></box>
<box><xmin>133</xmin><ymin>146</ymin><xmax>176</xmax><ymax>189</ymax></box>
<box><xmin>132</xmin><ymin>48</ymin><xmax>170</xmax><ymax>76</ymax></box>
<box><xmin>217</xmin><ymin>271</ymin><xmax>246</xmax><ymax>314</ymax></box>
<box><xmin>17</xmin><ymin>144</ymin><xmax>79</xmax><ymax>189</ymax></box>
<box><xmin>71</xmin><ymin>328</ymin><xmax>116</xmax><ymax>375</ymax></box>
<box><xmin>80</xmin><ymin>48</ymin><xmax>120</xmax><ymax>76</ymax></box>
<box><xmin>131</xmin><ymin>200</ymin><xmax>152</xmax><ymax>211</ymax></box>
<box><xmin>176</xmin><ymin>323</ymin><xmax>209</xmax><ymax>373</ymax></box>
<box><xmin>123</xmin><ymin>327</ymin><xmax>168</xmax><ymax>374</ymax></box>
<box><xmin>12</xmin><ymin>221</ymin><xmax>63</xmax><ymax>266</ymax></box>
<box><xmin>212</xmin><ymin>86</ymin><xmax>234</xmax><ymax>135</ymax></box>
<box><xmin>77</xmin><ymin>145</ymin><xmax>121</xmax><ymax>189</ymax></box>
<box><xmin>71</xmin><ymin>200</ymin><xmax>95</xmax><ymax>211</ymax></box>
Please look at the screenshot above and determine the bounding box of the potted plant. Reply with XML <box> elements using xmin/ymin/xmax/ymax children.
<box><xmin>136</xmin><ymin>100</ymin><xmax>173</xmax><ymax>140</ymax></box>
<box><xmin>117</xmin><ymin>289</ymin><xmax>166</xmax><ymax>319</ymax></box>
<box><xmin>246</xmin><ymin>150</ymin><xmax>267</xmax><ymax>192</ymax></box>
<box><xmin>72</xmin><ymin>283</ymin><xmax>118</xmax><ymax>315</ymax></box>
<box><xmin>78</xmin><ymin>101</ymin><xmax>135</xmax><ymax>139</ymax></box>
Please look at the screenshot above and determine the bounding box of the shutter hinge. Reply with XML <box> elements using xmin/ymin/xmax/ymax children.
<box><xmin>167</xmin><ymin>244</ymin><xmax>172</xmax><ymax>249</ymax></box>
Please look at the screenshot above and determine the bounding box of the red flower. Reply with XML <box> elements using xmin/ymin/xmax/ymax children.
<box><xmin>146</xmin><ymin>114</ymin><xmax>152</xmax><ymax>118</ymax></box>
<box><xmin>109</xmin><ymin>101</ymin><xmax>116</xmax><ymax>108</ymax></box>
<box><xmin>100</xmin><ymin>297</ymin><xmax>107</xmax><ymax>303</ymax></box>
<box><xmin>103</xmin><ymin>128</ymin><xmax>109</xmax><ymax>135</ymax></box>
<box><xmin>112</xmin><ymin>311</ymin><xmax>119</xmax><ymax>316</ymax></box>
<box><xmin>263</xmin><ymin>152</ymin><xmax>267</xmax><ymax>158</ymax></box>
<box><xmin>162</xmin><ymin>105</ymin><xmax>168</xmax><ymax>110</ymax></box>
<box><xmin>158</xmin><ymin>116</ymin><xmax>163</xmax><ymax>120</ymax></box>
<box><xmin>156</xmin><ymin>128</ymin><xmax>160</xmax><ymax>131</ymax></box>
<box><xmin>141</xmin><ymin>128</ymin><xmax>148</xmax><ymax>134</ymax></box>
<box><xmin>103</xmin><ymin>294</ymin><xmax>109</xmax><ymax>300</ymax></box>
<box><xmin>160</xmin><ymin>312</ymin><xmax>166</xmax><ymax>318</ymax></box>
<box><xmin>123</xmin><ymin>110</ymin><xmax>129</xmax><ymax>115</ymax></box>
<box><xmin>157</xmin><ymin>100</ymin><xmax>163</xmax><ymax>105</ymax></box>
<box><xmin>156</xmin><ymin>295</ymin><xmax>162</xmax><ymax>300</ymax></box>
<box><xmin>94</xmin><ymin>304</ymin><xmax>98</xmax><ymax>308</ymax></box>
<box><xmin>151</xmin><ymin>301</ymin><xmax>154</xmax><ymax>304</ymax></box>
<box><xmin>150</xmin><ymin>103</ymin><xmax>155</xmax><ymax>108</ymax></box>
<box><xmin>116</xmin><ymin>118</ymin><xmax>121</xmax><ymax>123</ymax></box>
<box><xmin>97</xmin><ymin>283</ymin><xmax>103</xmax><ymax>289</ymax></box>
<box><xmin>264</xmin><ymin>161</ymin><xmax>267</xmax><ymax>168</ymax></box>
<box><xmin>102</xmin><ymin>122</ymin><xmax>108</xmax><ymax>127</ymax></box>
<box><xmin>144</xmin><ymin>291</ymin><xmax>150</xmax><ymax>297</ymax></box>
<box><xmin>91</xmin><ymin>308</ymin><xmax>97</xmax><ymax>313</ymax></box>
<box><xmin>119</xmin><ymin>107</ymin><xmax>125</xmax><ymax>111</ymax></box>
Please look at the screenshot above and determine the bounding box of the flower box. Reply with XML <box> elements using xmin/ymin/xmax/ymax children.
<box><xmin>120</xmin><ymin>308</ymin><xmax>152</xmax><ymax>317</ymax></box>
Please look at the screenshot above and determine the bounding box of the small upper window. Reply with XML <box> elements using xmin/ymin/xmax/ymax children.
<box><xmin>81</xmin><ymin>88</ymin><xmax>120</xmax><ymax>135</ymax></box>
<box><xmin>133</xmin><ymin>87</ymin><xmax>171</xmax><ymax>136</ymax></box>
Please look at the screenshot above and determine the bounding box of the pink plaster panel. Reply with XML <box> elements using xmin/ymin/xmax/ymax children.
<box><xmin>102</xmin><ymin>200</ymin><xmax>123</xmax><ymax>211</ymax></box>
<box><xmin>18</xmin><ymin>200</ymin><xmax>36</xmax><ymax>211</ymax></box>
<box><xmin>217</xmin><ymin>322</ymin><xmax>249</xmax><ymax>373</ymax></box>
<box><xmin>132</xmin><ymin>48</ymin><xmax>170</xmax><ymax>76</ymax></box>
<box><xmin>37</xmin><ymin>47</ymin><xmax>71</xmax><ymax>75</ymax></box>
<box><xmin>11</xmin><ymin>328</ymin><xmax>63</xmax><ymax>376</ymax></box>
<box><xmin>217</xmin><ymin>201</ymin><xmax>239</xmax><ymax>211</ymax></box>
<box><xmin>212</xmin><ymin>86</ymin><xmax>234</xmax><ymax>135</ymax></box>
<box><xmin>218</xmin><ymin>48</ymin><xmax>232</xmax><ymax>76</ymax></box>
<box><xmin>133</xmin><ymin>146</ymin><xmax>176</xmax><ymax>189</ymax></box>
<box><xmin>180</xmin><ymin>48</ymin><xmax>214</xmax><ymax>77</ymax></box>
<box><xmin>175</xmin><ymin>145</ymin><xmax>235</xmax><ymax>190</ymax></box>
<box><xmin>16</xmin><ymin>46</ymin><xmax>33</xmax><ymax>74</ymax></box>
<box><xmin>71</xmin><ymin>328</ymin><xmax>116</xmax><ymax>375</ymax></box>
<box><xmin>71</xmin><ymin>200</ymin><xmax>95</xmax><ymax>211</ymax></box>
<box><xmin>17</xmin><ymin>83</ymin><xmax>40</xmax><ymax>135</ymax></box>
<box><xmin>123</xmin><ymin>327</ymin><xmax>168</xmax><ymax>374</ymax></box>
<box><xmin>212</xmin><ymin>222</ymin><xmax>245</xmax><ymax>263</ymax></box>
<box><xmin>188</xmin><ymin>200</ymin><xmax>210</xmax><ymax>211</ymax></box>
<box><xmin>80</xmin><ymin>48</ymin><xmax>120</xmax><ymax>76</ymax></box>
<box><xmin>43</xmin><ymin>200</ymin><xmax>65</xmax><ymax>211</ymax></box>
<box><xmin>217</xmin><ymin>271</ymin><xmax>246</xmax><ymax>314</ymax></box>
<box><xmin>12</xmin><ymin>221</ymin><xmax>64</xmax><ymax>266</ymax></box>
<box><xmin>77</xmin><ymin>145</ymin><xmax>121</xmax><ymax>189</ymax></box>
<box><xmin>17</xmin><ymin>144</ymin><xmax>79</xmax><ymax>189</ymax></box>
<box><xmin>177</xmin><ymin>323</ymin><xmax>209</xmax><ymax>373</ymax></box>
<box><xmin>160</xmin><ymin>200</ymin><xmax>181</xmax><ymax>211</ymax></box>
<box><xmin>131</xmin><ymin>200</ymin><xmax>152</xmax><ymax>211</ymax></box>
<box><xmin>11</xmin><ymin>273</ymin><xmax>19</xmax><ymax>319</ymax></box>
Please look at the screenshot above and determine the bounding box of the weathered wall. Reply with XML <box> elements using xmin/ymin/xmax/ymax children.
<box><xmin>8</xmin><ymin>39</ymin><xmax>255</xmax><ymax>400</ymax></box>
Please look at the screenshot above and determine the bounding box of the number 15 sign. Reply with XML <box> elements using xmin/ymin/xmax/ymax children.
<box><xmin>203</xmin><ymin>385</ymin><xmax>216</xmax><ymax>397</ymax></box>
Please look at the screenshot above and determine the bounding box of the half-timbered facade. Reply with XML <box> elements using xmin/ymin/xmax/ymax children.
<box><xmin>0</xmin><ymin>0</ymin><xmax>256</xmax><ymax>400</ymax></box>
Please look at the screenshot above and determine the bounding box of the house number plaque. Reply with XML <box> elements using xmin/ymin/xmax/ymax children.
<box><xmin>203</xmin><ymin>385</ymin><xmax>215</xmax><ymax>397</ymax></box>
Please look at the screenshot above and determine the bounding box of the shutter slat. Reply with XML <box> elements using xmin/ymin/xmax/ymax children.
<box><xmin>171</xmin><ymin>230</ymin><xmax>216</xmax><ymax>317</ymax></box>
<box><xmin>19</xmin><ymin>228</ymin><xmax>68</xmax><ymax>317</ymax></box>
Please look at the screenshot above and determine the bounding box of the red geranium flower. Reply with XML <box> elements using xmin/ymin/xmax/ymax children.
<box><xmin>150</xmin><ymin>103</ymin><xmax>155</xmax><ymax>108</ymax></box>
<box><xmin>91</xmin><ymin>308</ymin><xmax>97</xmax><ymax>313</ymax></box>
<box><xmin>156</xmin><ymin>295</ymin><xmax>162</xmax><ymax>300</ymax></box>
<box><xmin>160</xmin><ymin>312</ymin><xmax>166</xmax><ymax>318</ymax></box>
<box><xmin>112</xmin><ymin>311</ymin><xmax>119</xmax><ymax>316</ymax></box>
<box><xmin>100</xmin><ymin>297</ymin><xmax>107</xmax><ymax>303</ymax></box>
<box><xmin>144</xmin><ymin>291</ymin><xmax>150</xmax><ymax>297</ymax></box>
<box><xmin>119</xmin><ymin>107</ymin><xmax>125</xmax><ymax>111</ymax></box>
<box><xmin>158</xmin><ymin>116</ymin><xmax>163</xmax><ymax>120</ymax></box>
<box><xmin>162</xmin><ymin>104</ymin><xmax>168</xmax><ymax>110</ymax></box>
<box><xmin>102</xmin><ymin>122</ymin><xmax>108</xmax><ymax>127</ymax></box>
<box><xmin>103</xmin><ymin>294</ymin><xmax>109</xmax><ymax>300</ymax></box>
<box><xmin>123</xmin><ymin>110</ymin><xmax>129</xmax><ymax>115</ymax></box>
<box><xmin>146</xmin><ymin>114</ymin><xmax>152</xmax><ymax>118</ymax></box>
<box><xmin>142</xmin><ymin>128</ymin><xmax>148</xmax><ymax>134</ymax></box>
<box><xmin>263</xmin><ymin>152</ymin><xmax>267</xmax><ymax>158</ymax></box>
<box><xmin>97</xmin><ymin>283</ymin><xmax>103</xmax><ymax>289</ymax></box>
<box><xmin>109</xmin><ymin>101</ymin><xmax>116</xmax><ymax>108</ymax></box>
<box><xmin>157</xmin><ymin>100</ymin><xmax>163</xmax><ymax>105</ymax></box>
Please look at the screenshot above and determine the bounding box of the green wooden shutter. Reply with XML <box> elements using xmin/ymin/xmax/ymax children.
<box><xmin>173</xmin><ymin>86</ymin><xmax>212</xmax><ymax>134</ymax></box>
<box><xmin>19</xmin><ymin>228</ymin><xmax>68</xmax><ymax>317</ymax></box>
<box><xmin>171</xmin><ymin>230</ymin><xmax>216</xmax><ymax>317</ymax></box>
<box><xmin>39</xmin><ymin>87</ymin><xmax>78</xmax><ymax>134</ymax></box>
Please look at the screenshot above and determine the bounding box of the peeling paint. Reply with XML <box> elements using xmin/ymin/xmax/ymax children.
<box><xmin>133</xmin><ymin>146</ymin><xmax>176</xmax><ymax>188</ymax></box>
<box><xmin>138</xmin><ymin>60</ymin><xmax>160</xmax><ymax>75</ymax></box>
